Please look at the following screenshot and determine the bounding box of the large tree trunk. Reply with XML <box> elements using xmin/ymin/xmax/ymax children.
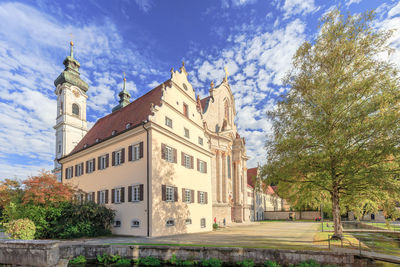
<box><xmin>331</xmin><ymin>189</ymin><xmax>343</xmax><ymax>239</ymax></box>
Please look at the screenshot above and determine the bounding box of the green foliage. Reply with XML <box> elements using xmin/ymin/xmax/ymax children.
<box><xmin>4</xmin><ymin>218</ymin><xmax>36</xmax><ymax>240</ymax></box>
<box><xmin>2</xmin><ymin>201</ymin><xmax>114</xmax><ymax>239</ymax></box>
<box><xmin>69</xmin><ymin>255</ymin><xmax>87</xmax><ymax>265</ymax></box>
<box><xmin>236</xmin><ymin>259</ymin><xmax>254</xmax><ymax>267</ymax></box>
<box><xmin>96</xmin><ymin>253</ymin><xmax>122</xmax><ymax>264</ymax></box>
<box><xmin>168</xmin><ymin>254</ymin><xmax>196</xmax><ymax>266</ymax></box>
<box><xmin>213</xmin><ymin>223</ymin><xmax>219</xmax><ymax>230</ymax></box>
<box><xmin>115</xmin><ymin>258</ymin><xmax>132</xmax><ymax>266</ymax></box>
<box><xmin>263</xmin><ymin>8</ymin><xmax>400</xmax><ymax>238</ymax></box>
<box><xmin>200</xmin><ymin>258</ymin><xmax>222</xmax><ymax>267</ymax></box>
<box><xmin>138</xmin><ymin>256</ymin><xmax>161</xmax><ymax>266</ymax></box>
<box><xmin>265</xmin><ymin>260</ymin><xmax>281</xmax><ymax>267</ymax></box>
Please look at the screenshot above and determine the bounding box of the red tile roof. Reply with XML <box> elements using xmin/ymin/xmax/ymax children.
<box><xmin>69</xmin><ymin>81</ymin><xmax>168</xmax><ymax>155</ymax></box>
<box><xmin>265</xmin><ymin>185</ymin><xmax>275</xmax><ymax>195</ymax></box>
<box><xmin>247</xmin><ymin>167</ymin><xmax>258</xmax><ymax>187</ymax></box>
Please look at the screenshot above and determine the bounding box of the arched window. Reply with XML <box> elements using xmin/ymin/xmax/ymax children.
<box><xmin>72</xmin><ymin>103</ymin><xmax>80</xmax><ymax>116</ymax></box>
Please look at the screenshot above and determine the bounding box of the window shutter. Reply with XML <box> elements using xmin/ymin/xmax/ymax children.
<box><xmin>81</xmin><ymin>163</ymin><xmax>84</xmax><ymax>173</ymax></box>
<box><xmin>128</xmin><ymin>145</ymin><xmax>132</xmax><ymax>161</ymax></box>
<box><xmin>205</xmin><ymin>162</ymin><xmax>207</xmax><ymax>173</ymax></box>
<box><xmin>121</xmin><ymin>148</ymin><xmax>125</xmax><ymax>164</ymax></box>
<box><xmin>106</xmin><ymin>154</ymin><xmax>109</xmax><ymax>168</ymax></box>
<box><xmin>139</xmin><ymin>142</ymin><xmax>144</xmax><ymax>158</ymax></box>
<box><xmin>86</xmin><ymin>161</ymin><xmax>89</xmax><ymax>173</ymax></box>
<box><xmin>97</xmin><ymin>191</ymin><xmax>100</xmax><ymax>204</ymax></box>
<box><xmin>173</xmin><ymin>148</ymin><xmax>177</xmax><ymax>163</ymax></box>
<box><xmin>182</xmin><ymin>188</ymin><xmax>185</xmax><ymax>201</ymax></box>
<box><xmin>93</xmin><ymin>159</ymin><xmax>96</xmax><ymax>171</ymax></box>
<box><xmin>161</xmin><ymin>144</ymin><xmax>166</xmax><ymax>159</ymax></box>
<box><xmin>181</xmin><ymin>152</ymin><xmax>185</xmax><ymax>166</ymax></box>
<box><xmin>198</xmin><ymin>191</ymin><xmax>200</xmax><ymax>203</ymax></box>
<box><xmin>140</xmin><ymin>184</ymin><xmax>144</xmax><ymax>201</ymax></box>
<box><xmin>128</xmin><ymin>186</ymin><xmax>132</xmax><ymax>202</ymax></box>
<box><xmin>71</xmin><ymin>166</ymin><xmax>73</xmax><ymax>177</ymax></box>
<box><xmin>205</xmin><ymin>192</ymin><xmax>208</xmax><ymax>204</ymax></box>
<box><xmin>121</xmin><ymin>187</ymin><xmax>125</xmax><ymax>203</ymax></box>
<box><xmin>105</xmin><ymin>190</ymin><xmax>109</xmax><ymax>203</ymax></box>
<box><xmin>111</xmin><ymin>189</ymin><xmax>115</xmax><ymax>203</ymax></box>
<box><xmin>162</xmin><ymin>185</ymin><xmax>166</xmax><ymax>201</ymax></box>
<box><xmin>190</xmin><ymin>156</ymin><xmax>194</xmax><ymax>169</ymax></box>
<box><xmin>197</xmin><ymin>159</ymin><xmax>200</xmax><ymax>171</ymax></box>
<box><xmin>65</xmin><ymin>168</ymin><xmax>68</xmax><ymax>179</ymax></box>
<box><xmin>191</xmin><ymin>190</ymin><xmax>195</xmax><ymax>203</ymax></box>
<box><xmin>174</xmin><ymin>186</ymin><xmax>178</xmax><ymax>202</ymax></box>
<box><xmin>75</xmin><ymin>165</ymin><xmax>78</xmax><ymax>176</ymax></box>
<box><xmin>112</xmin><ymin>152</ymin><xmax>116</xmax><ymax>166</ymax></box>
<box><xmin>98</xmin><ymin>156</ymin><xmax>101</xmax><ymax>169</ymax></box>
<box><xmin>92</xmin><ymin>192</ymin><xmax>95</xmax><ymax>202</ymax></box>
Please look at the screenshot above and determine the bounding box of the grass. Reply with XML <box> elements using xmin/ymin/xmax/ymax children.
<box><xmin>364</xmin><ymin>222</ymin><xmax>400</xmax><ymax>231</ymax></box>
<box><xmin>260</xmin><ymin>219</ymin><xmax>319</xmax><ymax>223</ymax></box>
<box><xmin>313</xmin><ymin>232</ymin><xmax>367</xmax><ymax>249</ymax></box>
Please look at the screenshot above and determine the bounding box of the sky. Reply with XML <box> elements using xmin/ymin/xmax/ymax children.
<box><xmin>0</xmin><ymin>0</ymin><xmax>400</xmax><ymax>180</ymax></box>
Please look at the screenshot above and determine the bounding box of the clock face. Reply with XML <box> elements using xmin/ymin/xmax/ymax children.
<box><xmin>73</xmin><ymin>89</ymin><xmax>80</xmax><ymax>98</ymax></box>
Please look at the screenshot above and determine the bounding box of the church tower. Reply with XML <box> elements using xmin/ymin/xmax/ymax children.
<box><xmin>53</xmin><ymin>42</ymin><xmax>89</xmax><ymax>180</ymax></box>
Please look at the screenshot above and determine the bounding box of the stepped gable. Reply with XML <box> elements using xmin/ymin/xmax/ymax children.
<box><xmin>247</xmin><ymin>167</ymin><xmax>258</xmax><ymax>187</ymax></box>
<box><xmin>69</xmin><ymin>81</ymin><xmax>169</xmax><ymax>155</ymax></box>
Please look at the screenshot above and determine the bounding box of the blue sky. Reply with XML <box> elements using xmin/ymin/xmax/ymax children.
<box><xmin>0</xmin><ymin>0</ymin><xmax>399</xmax><ymax>179</ymax></box>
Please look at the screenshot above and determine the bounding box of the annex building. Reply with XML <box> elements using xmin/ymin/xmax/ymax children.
<box><xmin>54</xmin><ymin>43</ymin><xmax>255</xmax><ymax>237</ymax></box>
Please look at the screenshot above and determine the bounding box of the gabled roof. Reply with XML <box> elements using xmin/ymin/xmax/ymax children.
<box><xmin>200</xmin><ymin>96</ymin><xmax>211</xmax><ymax>113</ymax></box>
<box><xmin>247</xmin><ymin>167</ymin><xmax>258</xmax><ymax>188</ymax></box>
<box><xmin>69</xmin><ymin>81</ymin><xmax>168</xmax><ymax>155</ymax></box>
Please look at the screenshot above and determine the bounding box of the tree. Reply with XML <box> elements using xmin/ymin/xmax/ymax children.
<box><xmin>22</xmin><ymin>171</ymin><xmax>74</xmax><ymax>205</ymax></box>
<box><xmin>263</xmin><ymin>9</ymin><xmax>400</xmax><ymax>239</ymax></box>
<box><xmin>0</xmin><ymin>178</ymin><xmax>23</xmax><ymax>208</ymax></box>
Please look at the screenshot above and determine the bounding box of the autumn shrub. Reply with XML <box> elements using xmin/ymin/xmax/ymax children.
<box><xmin>4</xmin><ymin>218</ymin><xmax>36</xmax><ymax>239</ymax></box>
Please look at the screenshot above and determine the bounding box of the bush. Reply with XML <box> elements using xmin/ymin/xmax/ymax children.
<box><xmin>138</xmin><ymin>256</ymin><xmax>161</xmax><ymax>266</ymax></box>
<box><xmin>69</xmin><ymin>255</ymin><xmax>87</xmax><ymax>265</ymax></box>
<box><xmin>96</xmin><ymin>253</ymin><xmax>121</xmax><ymax>265</ymax></box>
<box><xmin>116</xmin><ymin>258</ymin><xmax>132</xmax><ymax>266</ymax></box>
<box><xmin>4</xmin><ymin>218</ymin><xmax>35</xmax><ymax>240</ymax></box>
<box><xmin>201</xmin><ymin>258</ymin><xmax>222</xmax><ymax>267</ymax></box>
<box><xmin>213</xmin><ymin>223</ymin><xmax>219</xmax><ymax>229</ymax></box>
<box><xmin>237</xmin><ymin>259</ymin><xmax>254</xmax><ymax>267</ymax></box>
<box><xmin>293</xmin><ymin>260</ymin><xmax>320</xmax><ymax>267</ymax></box>
<box><xmin>265</xmin><ymin>260</ymin><xmax>281</xmax><ymax>267</ymax></box>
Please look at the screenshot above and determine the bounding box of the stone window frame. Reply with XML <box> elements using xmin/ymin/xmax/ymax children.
<box><xmin>165</xmin><ymin>116</ymin><xmax>173</xmax><ymax>128</ymax></box>
<box><xmin>166</xmin><ymin>219</ymin><xmax>175</xmax><ymax>227</ymax></box>
<box><xmin>200</xmin><ymin>218</ymin><xmax>206</xmax><ymax>228</ymax></box>
<box><xmin>131</xmin><ymin>219</ymin><xmax>140</xmax><ymax>228</ymax></box>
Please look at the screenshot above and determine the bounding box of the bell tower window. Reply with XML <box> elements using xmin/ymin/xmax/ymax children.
<box><xmin>72</xmin><ymin>103</ymin><xmax>80</xmax><ymax>116</ymax></box>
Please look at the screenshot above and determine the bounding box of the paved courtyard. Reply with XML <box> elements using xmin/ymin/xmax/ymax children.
<box><xmin>67</xmin><ymin>222</ymin><xmax>320</xmax><ymax>249</ymax></box>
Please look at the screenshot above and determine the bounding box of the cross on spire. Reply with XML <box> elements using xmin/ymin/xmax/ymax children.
<box><xmin>69</xmin><ymin>33</ymin><xmax>74</xmax><ymax>58</ymax></box>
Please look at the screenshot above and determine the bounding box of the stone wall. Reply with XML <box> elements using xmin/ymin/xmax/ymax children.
<box><xmin>0</xmin><ymin>240</ymin><xmax>375</xmax><ymax>267</ymax></box>
<box><xmin>264</xmin><ymin>211</ymin><xmax>320</xmax><ymax>220</ymax></box>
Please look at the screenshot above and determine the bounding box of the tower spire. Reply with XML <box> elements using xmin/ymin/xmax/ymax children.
<box><xmin>70</xmin><ymin>41</ymin><xmax>74</xmax><ymax>58</ymax></box>
<box><xmin>112</xmin><ymin>72</ymin><xmax>131</xmax><ymax>112</ymax></box>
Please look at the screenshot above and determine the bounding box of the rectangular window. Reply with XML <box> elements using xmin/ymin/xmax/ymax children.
<box><xmin>165</xmin><ymin>146</ymin><xmax>173</xmax><ymax>162</ymax></box>
<box><xmin>183</xmin><ymin>103</ymin><xmax>188</xmax><ymax>117</ymax></box>
<box><xmin>185</xmin><ymin>218</ymin><xmax>192</xmax><ymax>225</ymax></box>
<box><xmin>87</xmin><ymin>159</ymin><xmax>94</xmax><ymax>173</ymax></box>
<box><xmin>66</xmin><ymin>167</ymin><xmax>73</xmax><ymax>179</ymax></box>
<box><xmin>184</xmin><ymin>154</ymin><xmax>191</xmax><ymax>169</ymax></box>
<box><xmin>198</xmin><ymin>137</ymin><xmax>203</xmax><ymax>145</ymax></box>
<box><xmin>100</xmin><ymin>155</ymin><xmax>107</xmax><ymax>170</ymax></box>
<box><xmin>114</xmin><ymin>150</ymin><xmax>122</xmax><ymax>166</ymax></box>
<box><xmin>184</xmin><ymin>189</ymin><xmax>191</xmax><ymax>203</ymax></box>
<box><xmin>165</xmin><ymin>117</ymin><xmax>173</xmax><ymax>128</ymax></box>
<box><xmin>184</xmin><ymin>128</ymin><xmax>190</xmax><ymax>138</ymax></box>
<box><xmin>87</xmin><ymin>192</ymin><xmax>93</xmax><ymax>202</ymax></box>
<box><xmin>132</xmin><ymin>144</ymin><xmax>140</xmax><ymax>161</ymax></box>
<box><xmin>132</xmin><ymin>185</ymin><xmax>140</xmax><ymax>202</ymax></box>
<box><xmin>199</xmin><ymin>191</ymin><xmax>205</xmax><ymax>204</ymax></box>
<box><xmin>166</xmin><ymin>186</ymin><xmax>174</xmax><ymax>202</ymax></box>
<box><xmin>201</xmin><ymin>218</ymin><xmax>206</xmax><ymax>228</ymax></box>
<box><xmin>99</xmin><ymin>190</ymin><xmax>106</xmax><ymax>204</ymax></box>
<box><xmin>114</xmin><ymin>188</ymin><xmax>122</xmax><ymax>203</ymax></box>
<box><xmin>76</xmin><ymin>163</ymin><xmax>83</xmax><ymax>176</ymax></box>
<box><xmin>198</xmin><ymin>160</ymin><xmax>206</xmax><ymax>173</ymax></box>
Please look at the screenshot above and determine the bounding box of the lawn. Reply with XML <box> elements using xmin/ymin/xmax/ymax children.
<box><xmin>313</xmin><ymin>232</ymin><xmax>367</xmax><ymax>249</ymax></box>
<box><xmin>364</xmin><ymin>222</ymin><xmax>400</xmax><ymax>231</ymax></box>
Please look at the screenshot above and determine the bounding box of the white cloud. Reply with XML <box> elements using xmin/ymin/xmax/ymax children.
<box><xmin>281</xmin><ymin>0</ymin><xmax>317</xmax><ymax>20</ymax></box>
<box><xmin>388</xmin><ymin>1</ymin><xmax>400</xmax><ymax>18</ymax></box>
<box><xmin>345</xmin><ymin>0</ymin><xmax>362</xmax><ymax>7</ymax></box>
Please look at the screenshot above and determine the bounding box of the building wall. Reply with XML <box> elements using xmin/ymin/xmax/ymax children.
<box><xmin>61</xmin><ymin>128</ymin><xmax>148</xmax><ymax>236</ymax></box>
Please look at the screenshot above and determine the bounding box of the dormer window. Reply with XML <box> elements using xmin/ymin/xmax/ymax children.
<box><xmin>112</xmin><ymin>130</ymin><xmax>117</xmax><ymax>136</ymax></box>
<box><xmin>83</xmin><ymin>144</ymin><xmax>88</xmax><ymax>148</ymax></box>
<box><xmin>72</xmin><ymin>103</ymin><xmax>80</xmax><ymax>116</ymax></box>
<box><xmin>126</xmin><ymin>123</ymin><xmax>131</xmax><ymax>129</ymax></box>
<box><xmin>96</xmin><ymin>138</ymin><xmax>100</xmax><ymax>143</ymax></box>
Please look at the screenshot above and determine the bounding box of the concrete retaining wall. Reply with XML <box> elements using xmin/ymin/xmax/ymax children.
<box><xmin>0</xmin><ymin>240</ymin><xmax>374</xmax><ymax>267</ymax></box>
<box><xmin>264</xmin><ymin>211</ymin><xmax>320</xmax><ymax>220</ymax></box>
